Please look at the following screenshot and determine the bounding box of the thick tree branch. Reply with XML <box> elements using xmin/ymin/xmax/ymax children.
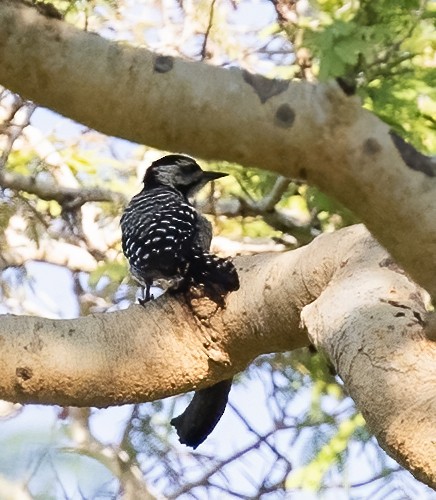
<box><xmin>1</xmin><ymin>1</ymin><xmax>436</xmax><ymax>298</ymax></box>
<box><xmin>0</xmin><ymin>225</ymin><xmax>435</xmax><ymax>486</ymax></box>
<box><xmin>1</xmin><ymin>3</ymin><xmax>435</xmax><ymax>488</ymax></box>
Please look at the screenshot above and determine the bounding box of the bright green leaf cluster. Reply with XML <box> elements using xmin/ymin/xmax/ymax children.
<box><xmin>300</xmin><ymin>0</ymin><xmax>435</xmax><ymax>151</ymax></box>
<box><xmin>286</xmin><ymin>412</ymin><xmax>366</xmax><ymax>491</ymax></box>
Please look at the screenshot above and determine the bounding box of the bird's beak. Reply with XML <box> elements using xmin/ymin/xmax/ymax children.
<box><xmin>203</xmin><ymin>171</ymin><xmax>228</xmax><ymax>181</ymax></box>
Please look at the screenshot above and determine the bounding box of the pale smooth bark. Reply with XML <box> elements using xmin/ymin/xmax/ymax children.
<box><xmin>0</xmin><ymin>225</ymin><xmax>435</xmax><ymax>486</ymax></box>
<box><xmin>0</xmin><ymin>1</ymin><xmax>436</xmax><ymax>298</ymax></box>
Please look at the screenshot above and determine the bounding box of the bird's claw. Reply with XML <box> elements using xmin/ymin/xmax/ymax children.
<box><xmin>138</xmin><ymin>286</ymin><xmax>154</xmax><ymax>306</ymax></box>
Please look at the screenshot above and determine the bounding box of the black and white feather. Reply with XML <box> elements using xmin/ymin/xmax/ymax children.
<box><xmin>121</xmin><ymin>154</ymin><xmax>239</xmax><ymax>300</ymax></box>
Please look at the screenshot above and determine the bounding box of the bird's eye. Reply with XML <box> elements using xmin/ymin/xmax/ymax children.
<box><xmin>182</xmin><ymin>162</ymin><xmax>199</xmax><ymax>174</ymax></box>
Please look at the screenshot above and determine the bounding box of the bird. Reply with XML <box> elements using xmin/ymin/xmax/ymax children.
<box><xmin>120</xmin><ymin>154</ymin><xmax>239</xmax><ymax>447</ymax></box>
<box><xmin>121</xmin><ymin>154</ymin><xmax>239</xmax><ymax>302</ymax></box>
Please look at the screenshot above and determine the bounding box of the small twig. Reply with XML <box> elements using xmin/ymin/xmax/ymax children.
<box><xmin>0</xmin><ymin>100</ymin><xmax>36</xmax><ymax>170</ymax></box>
<box><xmin>228</xmin><ymin>401</ymin><xmax>290</xmax><ymax>461</ymax></box>
<box><xmin>251</xmin><ymin>175</ymin><xmax>291</xmax><ymax>212</ymax></box>
<box><xmin>200</xmin><ymin>0</ymin><xmax>217</xmax><ymax>60</ymax></box>
<box><xmin>349</xmin><ymin>467</ymin><xmax>401</xmax><ymax>489</ymax></box>
<box><xmin>168</xmin><ymin>428</ymin><xmax>283</xmax><ymax>499</ymax></box>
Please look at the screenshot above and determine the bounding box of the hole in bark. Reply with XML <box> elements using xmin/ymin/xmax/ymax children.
<box><xmin>275</xmin><ymin>104</ymin><xmax>295</xmax><ymax>128</ymax></box>
<box><xmin>413</xmin><ymin>311</ymin><xmax>424</xmax><ymax>325</ymax></box>
<box><xmin>154</xmin><ymin>55</ymin><xmax>174</xmax><ymax>73</ymax></box>
<box><xmin>16</xmin><ymin>367</ymin><xmax>33</xmax><ymax>381</ymax></box>
<box><xmin>363</xmin><ymin>138</ymin><xmax>381</xmax><ymax>155</ymax></box>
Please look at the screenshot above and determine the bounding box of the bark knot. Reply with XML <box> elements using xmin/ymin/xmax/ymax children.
<box><xmin>16</xmin><ymin>366</ymin><xmax>33</xmax><ymax>382</ymax></box>
<box><xmin>242</xmin><ymin>70</ymin><xmax>289</xmax><ymax>104</ymax></box>
<box><xmin>154</xmin><ymin>55</ymin><xmax>174</xmax><ymax>73</ymax></box>
<box><xmin>275</xmin><ymin>104</ymin><xmax>295</xmax><ymax>128</ymax></box>
<box><xmin>363</xmin><ymin>138</ymin><xmax>381</xmax><ymax>156</ymax></box>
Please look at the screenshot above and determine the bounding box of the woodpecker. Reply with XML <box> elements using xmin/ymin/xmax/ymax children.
<box><xmin>121</xmin><ymin>154</ymin><xmax>239</xmax><ymax>301</ymax></box>
<box><xmin>121</xmin><ymin>154</ymin><xmax>239</xmax><ymax>447</ymax></box>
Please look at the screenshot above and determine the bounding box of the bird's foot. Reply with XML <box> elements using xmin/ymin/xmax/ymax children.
<box><xmin>138</xmin><ymin>294</ymin><xmax>154</xmax><ymax>306</ymax></box>
<box><xmin>138</xmin><ymin>286</ymin><xmax>154</xmax><ymax>306</ymax></box>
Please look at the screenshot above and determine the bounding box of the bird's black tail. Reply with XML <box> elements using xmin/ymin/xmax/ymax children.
<box><xmin>171</xmin><ymin>249</ymin><xmax>237</xmax><ymax>447</ymax></box>
<box><xmin>189</xmin><ymin>250</ymin><xmax>239</xmax><ymax>294</ymax></box>
<box><xmin>170</xmin><ymin>378</ymin><xmax>233</xmax><ymax>448</ymax></box>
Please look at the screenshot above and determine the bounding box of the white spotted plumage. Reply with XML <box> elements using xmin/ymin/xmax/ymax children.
<box><xmin>120</xmin><ymin>154</ymin><xmax>239</xmax><ymax>299</ymax></box>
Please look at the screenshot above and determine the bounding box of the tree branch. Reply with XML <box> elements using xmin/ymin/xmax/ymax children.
<box><xmin>246</xmin><ymin>175</ymin><xmax>291</xmax><ymax>212</ymax></box>
<box><xmin>0</xmin><ymin>170</ymin><xmax>127</xmax><ymax>208</ymax></box>
<box><xmin>65</xmin><ymin>407</ymin><xmax>156</xmax><ymax>499</ymax></box>
<box><xmin>0</xmin><ymin>225</ymin><xmax>435</xmax><ymax>486</ymax></box>
<box><xmin>1</xmin><ymin>1</ymin><xmax>435</xmax><ymax>298</ymax></box>
<box><xmin>197</xmin><ymin>197</ymin><xmax>316</xmax><ymax>245</ymax></box>
<box><xmin>0</xmin><ymin>214</ymin><xmax>102</xmax><ymax>272</ymax></box>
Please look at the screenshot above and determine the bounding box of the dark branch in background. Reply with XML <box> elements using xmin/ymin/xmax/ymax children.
<box><xmin>268</xmin><ymin>0</ymin><xmax>296</xmax><ymax>24</ymax></box>
<box><xmin>238</xmin><ymin>175</ymin><xmax>318</xmax><ymax>243</ymax></box>
<box><xmin>199</xmin><ymin>176</ymin><xmax>317</xmax><ymax>245</ymax></box>
<box><xmin>200</xmin><ymin>0</ymin><xmax>217</xmax><ymax>60</ymax></box>
<box><xmin>0</xmin><ymin>169</ymin><xmax>122</xmax><ymax>270</ymax></box>
<box><xmin>2</xmin><ymin>168</ymin><xmax>315</xmax><ymax>245</ymax></box>
<box><xmin>389</xmin><ymin>132</ymin><xmax>436</xmax><ymax>177</ymax></box>
<box><xmin>0</xmin><ymin>97</ymin><xmax>36</xmax><ymax>170</ymax></box>
<box><xmin>168</xmin><ymin>428</ymin><xmax>282</xmax><ymax>499</ymax></box>
<box><xmin>0</xmin><ymin>170</ymin><xmax>127</xmax><ymax>206</ymax></box>
<box><xmin>228</xmin><ymin>401</ymin><xmax>291</xmax><ymax>462</ymax></box>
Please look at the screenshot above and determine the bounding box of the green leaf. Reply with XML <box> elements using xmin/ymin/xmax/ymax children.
<box><xmin>333</xmin><ymin>37</ymin><xmax>367</xmax><ymax>65</ymax></box>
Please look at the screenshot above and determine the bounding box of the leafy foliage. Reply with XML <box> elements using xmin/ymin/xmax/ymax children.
<box><xmin>300</xmin><ymin>0</ymin><xmax>435</xmax><ymax>151</ymax></box>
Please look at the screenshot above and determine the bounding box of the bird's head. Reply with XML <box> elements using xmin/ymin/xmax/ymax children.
<box><xmin>143</xmin><ymin>154</ymin><xmax>227</xmax><ymax>197</ymax></box>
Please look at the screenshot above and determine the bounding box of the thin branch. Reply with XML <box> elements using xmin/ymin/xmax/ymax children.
<box><xmin>228</xmin><ymin>401</ymin><xmax>291</xmax><ymax>462</ymax></box>
<box><xmin>65</xmin><ymin>407</ymin><xmax>156</xmax><ymax>500</ymax></box>
<box><xmin>200</xmin><ymin>0</ymin><xmax>217</xmax><ymax>60</ymax></box>
<box><xmin>249</xmin><ymin>175</ymin><xmax>291</xmax><ymax>212</ymax></box>
<box><xmin>349</xmin><ymin>467</ymin><xmax>401</xmax><ymax>489</ymax></box>
<box><xmin>197</xmin><ymin>197</ymin><xmax>316</xmax><ymax>245</ymax></box>
<box><xmin>0</xmin><ymin>98</ymin><xmax>36</xmax><ymax>170</ymax></box>
<box><xmin>169</xmin><ymin>429</ymin><xmax>281</xmax><ymax>499</ymax></box>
